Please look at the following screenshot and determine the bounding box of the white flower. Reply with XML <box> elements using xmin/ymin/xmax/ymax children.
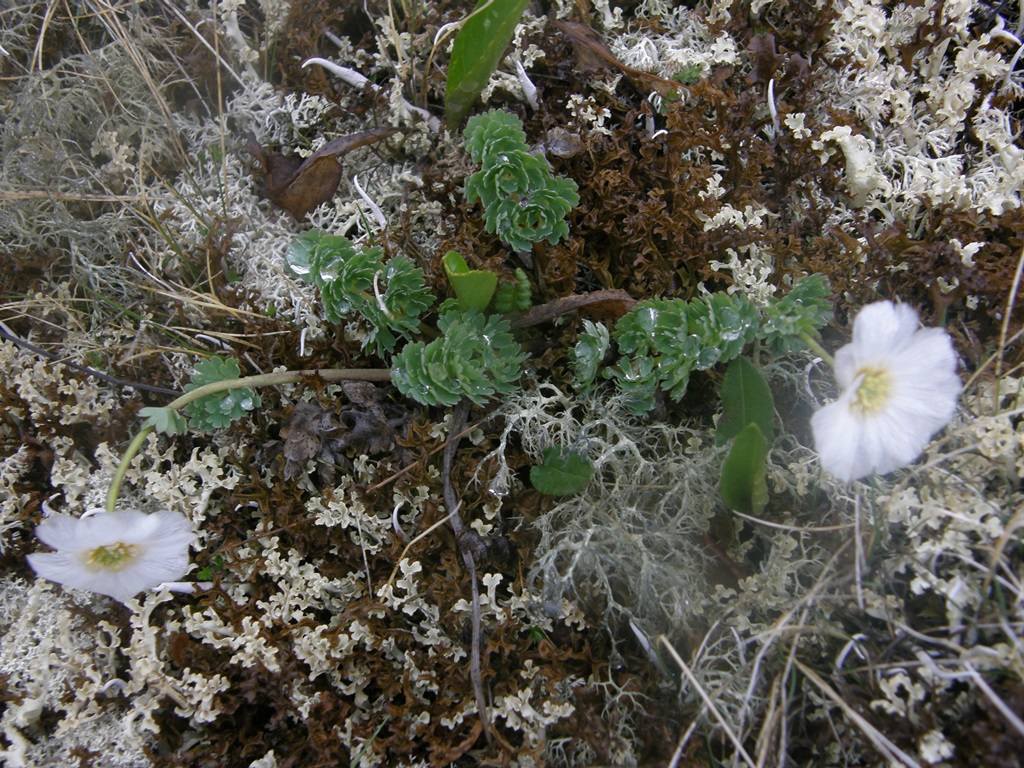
<box><xmin>27</xmin><ymin>509</ymin><xmax>196</xmax><ymax>603</ymax></box>
<box><xmin>811</xmin><ymin>301</ymin><xmax>961</xmax><ymax>482</ymax></box>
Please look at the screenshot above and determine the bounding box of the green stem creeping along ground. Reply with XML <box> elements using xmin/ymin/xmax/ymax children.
<box><xmin>105</xmin><ymin>368</ymin><xmax>391</xmax><ymax>513</ymax></box>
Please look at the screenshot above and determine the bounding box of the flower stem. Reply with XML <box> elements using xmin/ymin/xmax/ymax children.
<box><xmin>105</xmin><ymin>368</ymin><xmax>391</xmax><ymax>512</ymax></box>
<box><xmin>800</xmin><ymin>333</ymin><xmax>834</xmax><ymax>368</ymax></box>
<box><xmin>105</xmin><ymin>426</ymin><xmax>155</xmax><ymax>512</ymax></box>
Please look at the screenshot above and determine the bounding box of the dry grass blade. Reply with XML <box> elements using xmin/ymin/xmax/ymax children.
<box><xmin>0</xmin><ymin>190</ymin><xmax>164</xmax><ymax>202</ymax></box>
<box><xmin>659</xmin><ymin>636</ymin><xmax>758</xmax><ymax>768</ymax></box>
<box><xmin>793</xmin><ymin>659</ymin><xmax>922</xmax><ymax>768</ymax></box>
<box><xmin>81</xmin><ymin>0</ymin><xmax>187</xmax><ymax>161</ymax></box>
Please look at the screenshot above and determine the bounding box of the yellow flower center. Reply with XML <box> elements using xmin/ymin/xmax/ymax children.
<box><xmin>86</xmin><ymin>542</ymin><xmax>137</xmax><ymax>571</ymax></box>
<box><xmin>851</xmin><ymin>366</ymin><xmax>892</xmax><ymax>415</ymax></box>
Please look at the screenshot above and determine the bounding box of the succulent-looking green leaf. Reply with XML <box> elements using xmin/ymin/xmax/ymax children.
<box><xmin>686</xmin><ymin>292</ymin><xmax>760</xmax><ymax>369</ymax></box>
<box><xmin>614</xmin><ymin>300</ymin><xmax>665</xmax><ymax>356</ymax></box>
<box><xmin>184</xmin><ymin>356</ymin><xmax>262</xmax><ymax>431</ymax></box>
<box><xmin>607</xmin><ymin>293</ymin><xmax>759</xmax><ymax>413</ymax></box>
<box><xmin>720</xmin><ymin>423</ymin><xmax>770</xmax><ymax>516</ymax></box>
<box><xmin>717</xmin><ymin>357</ymin><xmax>775</xmax><ymax>446</ymax></box>
<box><xmin>445</xmin><ymin>0</ymin><xmax>530</xmax><ymax>127</ymax></box>
<box><xmin>139</xmin><ymin>406</ymin><xmax>188</xmax><ymax>436</ymax></box>
<box><xmin>758</xmin><ymin>274</ymin><xmax>833</xmax><ymax>354</ymax></box>
<box><xmin>571</xmin><ymin>320</ymin><xmax>610</xmax><ymax>394</ymax></box>
<box><xmin>607</xmin><ymin>355</ymin><xmax>660</xmax><ymax>416</ymax></box>
<box><xmin>286</xmin><ymin>230</ymin><xmax>432</xmax><ymax>356</ymax></box>
<box><xmin>493</xmin><ymin>268</ymin><xmax>532</xmax><ymax>312</ymax></box>
<box><xmin>443</xmin><ymin>250</ymin><xmax>498</xmax><ymax>311</ymax></box>
<box><xmin>530</xmin><ymin>445</ymin><xmax>594</xmax><ymax>496</ymax></box>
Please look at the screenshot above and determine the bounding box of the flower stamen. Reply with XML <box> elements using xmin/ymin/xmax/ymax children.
<box><xmin>850</xmin><ymin>367</ymin><xmax>892</xmax><ymax>415</ymax></box>
<box><xmin>86</xmin><ymin>542</ymin><xmax>137</xmax><ymax>571</ymax></box>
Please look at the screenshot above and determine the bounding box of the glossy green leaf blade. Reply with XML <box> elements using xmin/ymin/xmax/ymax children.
<box><xmin>530</xmin><ymin>446</ymin><xmax>594</xmax><ymax>496</ymax></box>
<box><xmin>445</xmin><ymin>0</ymin><xmax>530</xmax><ymax>127</ymax></box>
<box><xmin>717</xmin><ymin>356</ymin><xmax>775</xmax><ymax>446</ymax></box>
<box><xmin>719</xmin><ymin>423</ymin><xmax>769</xmax><ymax>516</ymax></box>
<box><xmin>442</xmin><ymin>250</ymin><xmax>498</xmax><ymax>311</ymax></box>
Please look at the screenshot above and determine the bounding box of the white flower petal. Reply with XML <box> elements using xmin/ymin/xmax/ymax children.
<box><xmin>811</xmin><ymin>392</ymin><xmax>875</xmax><ymax>482</ymax></box>
<box><xmin>851</xmin><ymin>301</ymin><xmax>920</xmax><ymax>351</ymax></box>
<box><xmin>27</xmin><ymin>551</ymin><xmax>144</xmax><ymax>603</ymax></box>
<box><xmin>28</xmin><ymin>509</ymin><xmax>196</xmax><ymax>604</ymax></box>
<box><xmin>32</xmin><ymin>514</ymin><xmax>88</xmax><ymax>550</ymax></box>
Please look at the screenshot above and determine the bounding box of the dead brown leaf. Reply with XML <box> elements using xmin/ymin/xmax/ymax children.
<box><xmin>245</xmin><ymin>127</ymin><xmax>396</xmax><ymax>218</ymax></box>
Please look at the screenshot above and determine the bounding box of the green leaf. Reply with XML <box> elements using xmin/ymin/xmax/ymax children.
<box><xmin>184</xmin><ymin>356</ymin><xmax>262</xmax><ymax>431</ymax></box>
<box><xmin>758</xmin><ymin>274</ymin><xmax>833</xmax><ymax>354</ymax></box>
<box><xmin>196</xmin><ymin>554</ymin><xmax>224</xmax><ymax>581</ymax></box>
<box><xmin>607</xmin><ymin>355</ymin><xmax>659</xmax><ymax>416</ymax></box>
<box><xmin>719</xmin><ymin>423</ymin><xmax>770</xmax><ymax>516</ymax></box>
<box><xmin>443</xmin><ymin>250</ymin><xmax>498</xmax><ymax>311</ymax></box>
<box><xmin>463</xmin><ymin>110</ymin><xmax>578</xmax><ymax>251</ymax></box>
<box><xmin>571</xmin><ymin>320</ymin><xmax>610</xmax><ymax>394</ymax></box>
<box><xmin>530</xmin><ymin>446</ymin><xmax>594</xmax><ymax>496</ymax></box>
<box><xmin>717</xmin><ymin>357</ymin><xmax>775</xmax><ymax>446</ymax></box>
<box><xmin>139</xmin><ymin>406</ymin><xmax>188</xmax><ymax>436</ymax></box>
<box><xmin>492</xmin><ymin>268</ymin><xmax>532</xmax><ymax>312</ymax></box>
<box><xmin>686</xmin><ymin>292</ymin><xmax>759</xmax><ymax>369</ymax></box>
<box><xmin>445</xmin><ymin>0</ymin><xmax>530</xmax><ymax>127</ymax></box>
<box><xmin>286</xmin><ymin>230</ymin><xmax>431</xmax><ymax>355</ymax></box>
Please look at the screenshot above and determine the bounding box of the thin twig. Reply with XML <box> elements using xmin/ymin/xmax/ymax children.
<box><xmin>0</xmin><ymin>321</ymin><xmax>180</xmax><ymax>396</ymax></box>
<box><xmin>443</xmin><ymin>398</ymin><xmax>492</xmax><ymax>747</ymax></box>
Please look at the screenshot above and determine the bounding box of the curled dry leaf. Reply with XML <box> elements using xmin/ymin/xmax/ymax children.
<box><xmin>277</xmin><ymin>383</ymin><xmax>404</xmax><ymax>485</ymax></box>
<box><xmin>245</xmin><ymin>127</ymin><xmax>397</xmax><ymax>218</ymax></box>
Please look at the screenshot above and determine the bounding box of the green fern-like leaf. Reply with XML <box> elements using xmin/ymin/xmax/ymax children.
<box><xmin>286</xmin><ymin>230</ymin><xmax>432</xmax><ymax>356</ymax></box>
<box><xmin>391</xmin><ymin>310</ymin><xmax>526</xmax><ymax>406</ymax></box>
<box><xmin>184</xmin><ymin>356</ymin><xmax>261</xmax><ymax>431</ymax></box>
<box><xmin>463</xmin><ymin>110</ymin><xmax>579</xmax><ymax>252</ymax></box>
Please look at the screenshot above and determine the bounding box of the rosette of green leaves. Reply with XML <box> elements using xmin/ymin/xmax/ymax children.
<box><xmin>363</xmin><ymin>254</ymin><xmax>435</xmax><ymax>354</ymax></box>
<box><xmin>184</xmin><ymin>356</ymin><xmax>261</xmax><ymax>430</ymax></box>
<box><xmin>464</xmin><ymin>109</ymin><xmax>526</xmax><ymax>160</ymax></box>
<box><xmin>391</xmin><ymin>309</ymin><xmax>527</xmax><ymax>406</ymax></box>
<box><xmin>463</xmin><ymin>110</ymin><xmax>579</xmax><ymax>252</ymax></box>
<box><xmin>573</xmin><ymin>276</ymin><xmax>832</xmax><ymax>414</ymax></box>
<box><xmin>286</xmin><ymin>230</ymin><xmax>432</xmax><ymax>356</ymax></box>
